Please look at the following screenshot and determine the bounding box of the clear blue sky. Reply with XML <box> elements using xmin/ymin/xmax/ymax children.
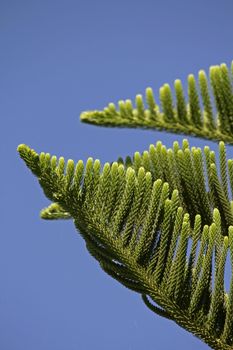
<box><xmin>1</xmin><ymin>0</ymin><xmax>233</xmax><ymax>349</ymax></box>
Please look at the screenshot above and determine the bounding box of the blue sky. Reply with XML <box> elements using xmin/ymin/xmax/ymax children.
<box><xmin>1</xmin><ymin>0</ymin><xmax>233</xmax><ymax>349</ymax></box>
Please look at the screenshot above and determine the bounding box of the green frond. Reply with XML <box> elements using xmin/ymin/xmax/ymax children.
<box><xmin>18</xmin><ymin>59</ymin><xmax>233</xmax><ymax>350</ymax></box>
<box><xmin>174</xmin><ymin>79</ymin><xmax>188</xmax><ymax>124</ymax></box>
<box><xmin>210</xmin><ymin>65</ymin><xmax>233</xmax><ymax>134</ymax></box>
<box><xmin>191</xmin><ymin>225</ymin><xmax>209</xmax><ymax>293</ymax></box>
<box><xmin>219</xmin><ymin>141</ymin><xmax>229</xmax><ymax>199</ymax></box>
<box><xmin>80</xmin><ymin>61</ymin><xmax>233</xmax><ymax>144</ymax></box>
<box><xmin>189</xmin><ymin>223</ymin><xmax>216</xmax><ymax>315</ymax></box>
<box><xmin>141</xmin><ymin>294</ymin><xmax>173</xmax><ymax>320</ymax></box>
<box><xmin>189</xmin><ymin>214</ymin><xmax>202</xmax><ymax>270</ymax></box>
<box><xmin>18</xmin><ymin>138</ymin><xmax>233</xmax><ymax>349</ymax></box>
<box><xmin>159</xmin><ymin>83</ymin><xmax>175</xmax><ymax>122</ymax></box>
<box><xmin>122</xmin><ymin>167</ymin><xmax>146</xmax><ymax>246</ymax></box>
<box><xmin>222</xmin><ymin>227</ymin><xmax>233</xmax><ymax>343</ymax></box>
<box><xmin>198</xmin><ymin>70</ymin><xmax>215</xmax><ymax>130</ymax></box>
<box><xmin>40</xmin><ymin>203</ymin><xmax>72</xmax><ymax>220</ymax></box>
<box><xmin>166</xmin><ymin>214</ymin><xmax>190</xmax><ymax>302</ymax></box>
<box><xmin>111</xmin><ymin>167</ymin><xmax>136</xmax><ymax>237</ymax></box>
<box><xmin>207</xmin><ymin>236</ymin><xmax>228</xmax><ymax>333</ymax></box>
<box><xmin>187</xmin><ymin>74</ymin><xmax>202</xmax><ymax>127</ymax></box>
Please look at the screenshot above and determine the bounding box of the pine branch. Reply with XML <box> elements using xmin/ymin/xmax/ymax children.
<box><xmin>18</xmin><ymin>139</ymin><xmax>233</xmax><ymax>349</ymax></box>
<box><xmin>18</xmin><ymin>60</ymin><xmax>233</xmax><ymax>349</ymax></box>
<box><xmin>80</xmin><ymin>62</ymin><xmax>233</xmax><ymax>144</ymax></box>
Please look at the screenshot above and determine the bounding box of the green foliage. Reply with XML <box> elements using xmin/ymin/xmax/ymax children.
<box><xmin>81</xmin><ymin>61</ymin><xmax>233</xmax><ymax>144</ymax></box>
<box><xmin>18</xmin><ymin>61</ymin><xmax>233</xmax><ymax>350</ymax></box>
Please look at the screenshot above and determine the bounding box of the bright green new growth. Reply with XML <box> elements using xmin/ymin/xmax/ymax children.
<box><xmin>81</xmin><ymin>62</ymin><xmax>233</xmax><ymax>144</ymax></box>
<box><xmin>18</xmin><ymin>61</ymin><xmax>233</xmax><ymax>350</ymax></box>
